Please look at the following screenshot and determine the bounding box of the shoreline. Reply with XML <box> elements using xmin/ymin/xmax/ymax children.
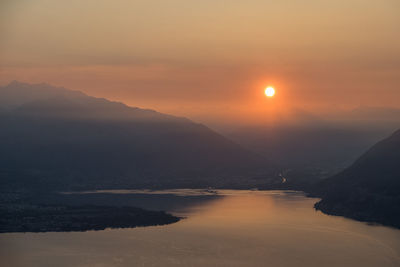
<box><xmin>0</xmin><ymin>201</ymin><xmax>180</xmax><ymax>234</ymax></box>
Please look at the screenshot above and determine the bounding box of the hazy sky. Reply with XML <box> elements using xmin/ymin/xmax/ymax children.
<box><xmin>1</xmin><ymin>0</ymin><xmax>399</xmax><ymax>125</ymax></box>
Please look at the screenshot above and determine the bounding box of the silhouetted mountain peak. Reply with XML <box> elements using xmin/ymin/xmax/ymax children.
<box><xmin>0</xmin><ymin>81</ymin><xmax>189</xmax><ymax>123</ymax></box>
<box><xmin>0</xmin><ymin>81</ymin><xmax>86</xmax><ymax>109</ymax></box>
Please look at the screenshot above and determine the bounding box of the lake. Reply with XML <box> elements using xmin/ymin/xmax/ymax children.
<box><xmin>1</xmin><ymin>190</ymin><xmax>400</xmax><ymax>266</ymax></box>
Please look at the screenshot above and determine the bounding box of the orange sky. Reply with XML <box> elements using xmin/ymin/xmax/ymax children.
<box><xmin>1</xmin><ymin>0</ymin><xmax>399</xmax><ymax>125</ymax></box>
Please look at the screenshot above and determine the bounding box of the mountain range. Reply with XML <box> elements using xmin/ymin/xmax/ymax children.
<box><xmin>1</xmin><ymin>81</ymin><xmax>399</xmax><ymax>228</ymax></box>
<box><xmin>0</xmin><ymin>81</ymin><xmax>276</xmax><ymax>191</ymax></box>
<box><xmin>313</xmin><ymin>129</ymin><xmax>400</xmax><ymax>228</ymax></box>
<box><xmin>225</xmin><ymin>107</ymin><xmax>400</xmax><ymax>179</ymax></box>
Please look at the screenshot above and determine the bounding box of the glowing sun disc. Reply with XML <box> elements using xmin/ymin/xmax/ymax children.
<box><xmin>265</xmin><ymin>87</ymin><xmax>275</xmax><ymax>97</ymax></box>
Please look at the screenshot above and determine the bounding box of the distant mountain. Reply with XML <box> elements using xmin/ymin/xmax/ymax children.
<box><xmin>0</xmin><ymin>81</ymin><xmax>277</xmax><ymax>191</ymax></box>
<box><xmin>349</xmin><ymin>106</ymin><xmax>400</xmax><ymax>122</ymax></box>
<box><xmin>312</xmin><ymin>129</ymin><xmax>400</xmax><ymax>228</ymax></box>
<box><xmin>1</xmin><ymin>81</ymin><xmax>183</xmax><ymax>122</ymax></box>
<box><xmin>224</xmin><ymin>104</ymin><xmax>400</xmax><ymax>185</ymax></box>
<box><xmin>226</xmin><ymin>123</ymin><xmax>392</xmax><ymax>178</ymax></box>
<box><xmin>0</xmin><ymin>81</ymin><xmax>86</xmax><ymax>109</ymax></box>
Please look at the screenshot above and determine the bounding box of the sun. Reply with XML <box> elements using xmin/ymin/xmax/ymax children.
<box><xmin>265</xmin><ymin>86</ymin><xmax>275</xmax><ymax>97</ymax></box>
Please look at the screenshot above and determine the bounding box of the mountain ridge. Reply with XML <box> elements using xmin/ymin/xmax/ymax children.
<box><xmin>312</xmin><ymin>128</ymin><xmax>400</xmax><ymax>228</ymax></box>
<box><xmin>0</xmin><ymin>81</ymin><xmax>277</xmax><ymax>191</ymax></box>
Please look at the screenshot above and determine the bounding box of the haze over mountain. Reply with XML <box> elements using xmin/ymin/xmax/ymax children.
<box><xmin>224</xmin><ymin>106</ymin><xmax>400</xmax><ymax>180</ymax></box>
<box><xmin>347</xmin><ymin>106</ymin><xmax>400</xmax><ymax>122</ymax></box>
<box><xmin>313</xmin><ymin>129</ymin><xmax>400</xmax><ymax>228</ymax></box>
<box><xmin>0</xmin><ymin>81</ymin><xmax>277</xmax><ymax>191</ymax></box>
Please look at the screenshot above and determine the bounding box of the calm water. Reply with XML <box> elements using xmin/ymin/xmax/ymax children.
<box><xmin>1</xmin><ymin>190</ymin><xmax>400</xmax><ymax>267</ymax></box>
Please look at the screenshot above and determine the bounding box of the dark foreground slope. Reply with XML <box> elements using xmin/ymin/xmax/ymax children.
<box><xmin>0</xmin><ymin>81</ymin><xmax>277</xmax><ymax>191</ymax></box>
<box><xmin>312</xmin><ymin>129</ymin><xmax>400</xmax><ymax>228</ymax></box>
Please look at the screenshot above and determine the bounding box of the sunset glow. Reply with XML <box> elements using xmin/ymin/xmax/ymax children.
<box><xmin>1</xmin><ymin>1</ymin><xmax>400</xmax><ymax>265</ymax></box>
<box><xmin>1</xmin><ymin>0</ymin><xmax>399</xmax><ymax>126</ymax></box>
